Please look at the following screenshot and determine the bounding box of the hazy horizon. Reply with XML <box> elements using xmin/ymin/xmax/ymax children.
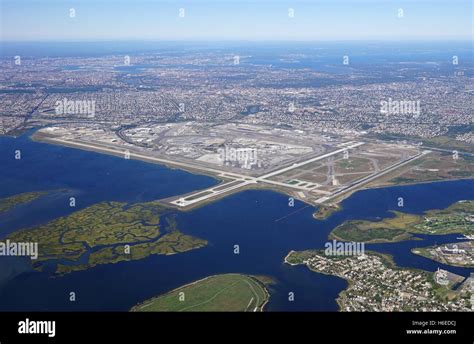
<box><xmin>1</xmin><ymin>0</ymin><xmax>472</xmax><ymax>41</ymax></box>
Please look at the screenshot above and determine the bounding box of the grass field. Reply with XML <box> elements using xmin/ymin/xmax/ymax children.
<box><xmin>131</xmin><ymin>274</ymin><xmax>269</xmax><ymax>312</ymax></box>
<box><xmin>334</xmin><ymin>157</ymin><xmax>373</xmax><ymax>174</ymax></box>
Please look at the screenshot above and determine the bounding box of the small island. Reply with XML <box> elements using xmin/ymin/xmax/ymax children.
<box><xmin>330</xmin><ymin>200</ymin><xmax>474</xmax><ymax>243</ymax></box>
<box><xmin>0</xmin><ymin>191</ymin><xmax>49</xmax><ymax>213</ymax></box>
<box><xmin>130</xmin><ymin>273</ymin><xmax>270</xmax><ymax>312</ymax></box>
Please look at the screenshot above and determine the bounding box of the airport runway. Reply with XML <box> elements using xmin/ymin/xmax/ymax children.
<box><xmin>171</xmin><ymin>142</ymin><xmax>365</xmax><ymax>207</ymax></box>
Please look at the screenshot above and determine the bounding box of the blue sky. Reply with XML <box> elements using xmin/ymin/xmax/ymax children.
<box><xmin>1</xmin><ymin>0</ymin><xmax>472</xmax><ymax>41</ymax></box>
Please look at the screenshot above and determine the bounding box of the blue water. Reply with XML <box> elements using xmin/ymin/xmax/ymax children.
<box><xmin>0</xmin><ymin>131</ymin><xmax>472</xmax><ymax>311</ymax></box>
<box><xmin>0</xmin><ymin>130</ymin><xmax>217</xmax><ymax>235</ymax></box>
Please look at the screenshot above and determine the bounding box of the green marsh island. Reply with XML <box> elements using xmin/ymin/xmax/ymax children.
<box><xmin>330</xmin><ymin>200</ymin><xmax>474</xmax><ymax>243</ymax></box>
<box><xmin>0</xmin><ymin>191</ymin><xmax>49</xmax><ymax>213</ymax></box>
<box><xmin>6</xmin><ymin>198</ymin><xmax>207</xmax><ymax>274</ymax></box>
